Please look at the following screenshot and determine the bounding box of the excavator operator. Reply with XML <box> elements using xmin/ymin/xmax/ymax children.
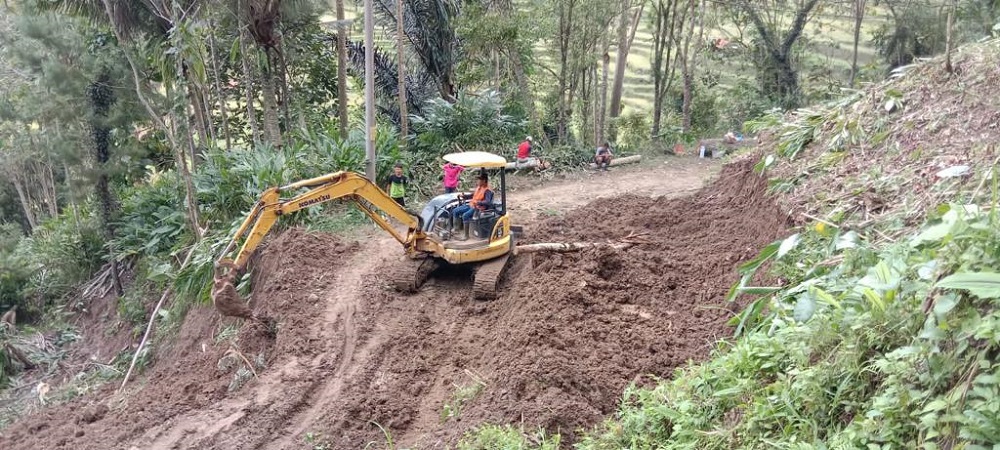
<box><xmin>451</xmin><ymin>171</ymin><xmax>493</xmax><ymax>240</ymax></box>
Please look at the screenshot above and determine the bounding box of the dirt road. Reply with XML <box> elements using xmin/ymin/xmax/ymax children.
<box><xmin>2</xmin><ymin>155</ymin><xmax>770</xmax><ymax>450</ymax></box>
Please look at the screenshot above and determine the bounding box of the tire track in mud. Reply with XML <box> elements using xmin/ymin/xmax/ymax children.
<box><xmin>269</xmin><ymin>237</ymin><xmax>397</xmax><ymax>448</ymax></box>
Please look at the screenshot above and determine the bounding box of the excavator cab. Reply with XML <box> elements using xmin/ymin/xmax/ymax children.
<box><xmin>211</xmin><ymin>151</ymin><xmax>516</xmax><ymax>319</ymax></box>
<box><xmin>421</xmin><ymin>152</ymin><xmax>509</xmax><ymax>243</ymax></box>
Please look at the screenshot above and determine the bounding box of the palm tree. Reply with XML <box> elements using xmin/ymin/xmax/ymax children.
<box><xmin>372</xmin><ymin>0</ymin><xmax>460</xmax><ymax>102</ymax></box>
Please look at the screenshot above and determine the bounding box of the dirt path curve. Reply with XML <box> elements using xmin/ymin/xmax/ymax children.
<box><xmin>508</xmin><ymin>157</ymin><xmax>718</xmax><ymax>223</ymax></box>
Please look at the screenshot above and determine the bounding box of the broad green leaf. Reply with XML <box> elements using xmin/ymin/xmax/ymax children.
<box><xmin>777</xmin><ymin>233</ymin><xmax>801</xmax><ymax>259</ymax></box>
<box><xmin>933</xmin><ymin>293</ymin><xmax>960</xmax><ymax>316</ymax></box>
<box><xmin>836</xmin><ymin>230</ymin><xmax>858</xmax><ymax>250</ymax></box>
<box><xmin>936</xmin><ymin>272</ymin><xmax>1000</xmax><ymax>299</ymax></box>
<box><xmin>920</xmin><ymin>399</ymin><xmax>948</xmax><ymax>413</ymax></box>
<box><xmin>738</xmin><ymin>241</ymin><xmax>780</xmax><ymax>273</ymax></box>
<box><xmin>738</xmin><ymin>286</ymin><xmax>783</xmax><ymax>296</ymax></box>
<box><xmin>911</xmin><ymin>222</ymin><xmax>953</xmax><ymax>247</ymax></box>
<box><xmin>918</xmin><ymin>260</ymin><xmax>939</xmax><ymax>280</ymax></box>
<box><xmin>809</xmin><ymin>286</ymin><xmax>841</xmax><ymax>310</ymax></box>
<box><xmin>793</xmin><ymin>294</ymin><xmax>816</xmax><ymax>322</ymax></box>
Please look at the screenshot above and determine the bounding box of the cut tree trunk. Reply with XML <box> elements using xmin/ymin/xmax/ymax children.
<box><xmin>514</xmin><ymin>242</ymin><xmax>633</xmax><ymax>255</ymax></box>
<box><xmin>589</xmin><ymin>154</ymin><xmax>641</xmax><ymax>168</ymax></box>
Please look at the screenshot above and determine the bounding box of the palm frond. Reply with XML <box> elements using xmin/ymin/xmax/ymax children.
<box><xmin>344</xmin><ymin>40</ymin><xmax>435</xmax><ymax>115</ymax></box>
<box><xmin>37</xmin><ymin>0</ymin><xmax>177</xmax><ymax>39</ymax></box>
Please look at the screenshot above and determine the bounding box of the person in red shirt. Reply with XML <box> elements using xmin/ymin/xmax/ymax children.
<box><xmin>516</xmin><ymin>136</ymin><xmax>533</xmax><ymax>168</ymax></box>
<box><xmin>442</xmin><ymin>162</ymin><xmax>465</xmax><ymax>193</ymax></box>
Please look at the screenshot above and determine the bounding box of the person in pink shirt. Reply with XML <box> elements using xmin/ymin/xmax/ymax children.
<box><xmin>442</xmin><ymin>161</ymin><xmax>465</xmax><ymax>193</ymax></box>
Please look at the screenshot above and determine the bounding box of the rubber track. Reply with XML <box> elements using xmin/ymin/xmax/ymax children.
<box><xmin>472</xmin><ymin>254</ymin><xmax>511</xmax><ymax>300</ymax></box>
<box><xmin>389</xmin><ymin>258</ymin><xmax>439</xmax><ymax>293</ymax></box>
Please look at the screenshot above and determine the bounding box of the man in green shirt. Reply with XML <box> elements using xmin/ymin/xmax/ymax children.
<box><xmin>386</xmin><ymin>163</ymin><xmax>408</xmax><ymax>206</ymax></box>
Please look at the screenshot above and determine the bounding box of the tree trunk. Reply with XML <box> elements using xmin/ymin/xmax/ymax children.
<box><xmin>651</xmin><ymin>1</ymin><xmax>665</xmax><ymax>139</ymax></box>
<box><xmin>652</xmin><ymin>0</ymin><xmax>683</xmax><ymax>139</ymax></box>
<box><xmin>239</xmin><ymin>28</ymin><xmax>262</xmax><ymax>145</ymax></box>
<box><xmin>580</xmin><ymin>67</ymin><xmax>590</xmax><ymax>147</ymax></box>
<box><xmin>556</xmin><ymin>0</ymin><xmax>576</xmax><ymax>143</ymax></box>
<box><xmin>275</xmin><ymin>46</ymin><xmax>293</xmax><ymax>135</ymax></box>
<box><xmin>188</xmin><ymin>76</ymin><xmax>209</xmax><ymax>165</ymax></box>
<box><xmin>260</xmin><ymin>51</ymin><xmax>283</xmax><ymax>146</ymax></box>
<box><xmin>849</xmin><ymin>0</ymin><xmax>866</xmax><ymax>86</ymax></box>
<box><xmin>208</xmin><ymin>18</ymin><xmax>232</xmax><ymax>149</ymax></box>
<box><xmin>598</xmin><ymin>50</ymin><xmax>610</xmax><ymax>144</ymax></box>
<box><xmin>10</xmin><ymin>174</ymin><xmax>36</xmax><ymax>231</ymax></box>
<box><xmin>680</xmin><ymin>0</ymin><xmax>697</xmax><ymax>133</ymax></box>
<box><xmin>396</xmin><ymin>0</ymin><xmax>409</xmax><ymax>143</ymax></box>
<box><xmin>945</xmin><ymin>0</ymin><xmax>955</xmax><ymax>73</ymax></box>
<box><xmin>98</xmin><ymin>0</ymin><xmax>201</xmax><ymax>242</ymax></box>
<box><xmin>87</xmin><ymin>74</ymin><xmax>124</xmax><ymax>297</ymax></box>
<box><xmin>43</xmin><ymin>163</ymin><xmax>58</xmax><ymax>217</ymax></box>
<box><xmin>168</xmin><ymin>107</ymin><xmax>203</xmax><ymax>241</ymax></box>
<box><xmin>336</xmin><ymin>0</ymin><xmax>349</xmax><ymax>137</ymax></box>
<box><xmin>509</xmin><ymin>49</ymin><xmax>543</xmax><ymax>142</ymax></box>
<box><xmin>608</xmin><ymin>0</ymin><xmax>631</xmax><ymax>126</ymax></box>
<box><xmin>739</xmin><ymin>0</ymin><xmax>820</xmax><ymax>108</ymax></box>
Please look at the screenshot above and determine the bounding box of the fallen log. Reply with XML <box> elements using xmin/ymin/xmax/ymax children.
<box><xmin>514</xmin><ymin>242</ymin><xmax>633</xmax><ymax>255</ymax></box>
<box><xmin>504</xmin><ymin>157</ymin><xmax>547</xmax><ymax>170</ymax></box>
<box><xmin>589</xmin><ymin>154</ymin><xmax>641</xmax><ymax>169</ymax></box>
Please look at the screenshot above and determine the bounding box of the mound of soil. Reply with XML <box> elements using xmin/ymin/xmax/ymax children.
<box><xmin>0</xmin><ymin>229</ymin><xmax>357</xmax><ymax>450</ymax></box>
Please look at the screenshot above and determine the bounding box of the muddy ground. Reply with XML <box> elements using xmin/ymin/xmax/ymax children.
<box><xmin>0</xmin><ymin>156</ymin><xmax>789</xmax><ymax>449</ymax></box>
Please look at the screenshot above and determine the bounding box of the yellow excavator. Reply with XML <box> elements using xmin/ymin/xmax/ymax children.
<box><xmin>212</xmin><ymin>151</ymin><xmax>517</xmax><ymax>314</ymax></box>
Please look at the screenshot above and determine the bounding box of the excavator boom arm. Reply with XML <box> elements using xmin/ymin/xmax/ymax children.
<box><xmin>218</xmin><ymin>171</ymin><xmax>423</xmax><ymax>271</ymax></box>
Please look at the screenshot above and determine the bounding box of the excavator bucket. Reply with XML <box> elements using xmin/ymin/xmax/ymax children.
<box><xmin>212</xmin><ymin>262</ymin><xmax>255</xmax><ymax>319</ymax></box>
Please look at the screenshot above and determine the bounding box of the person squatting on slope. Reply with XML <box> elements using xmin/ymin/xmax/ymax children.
<box><xmin>451</xmin><ymin>172</ymin><xmax>494</xmax><ymax>240</ymax></box>
<box><xmin>442</xmin><ymin>161</ymin><xmax>465</xmax><ymax>193</ymax></box>
<box><xmin>595</xmin><ymin>142</ymin><xmax>614</xmax><ymax>171</ymax></box>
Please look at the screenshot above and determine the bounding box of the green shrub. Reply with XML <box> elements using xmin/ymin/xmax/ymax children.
<box><xmin>0</xmin><ymin>224</ymin><xmax>28</xmax><ymax>313</ymax></box>
<box><xmin>410</xmin><ymin>90</ymin><xmax>527</xmax><ymax>156</ymax></box>
<box><xmin>114</xmin><ymin>170</ymin><xmax>186</xmax><ymax>258</ymax></box>
<box><xmin>459</xmin><ymin>424</ymin><xmax>560</xmax><ymax>450</ymax></box>
<box><xmin>13</xmin><ymin>207</ymin><xmax>104</xmax><ymax>312</ymax></box>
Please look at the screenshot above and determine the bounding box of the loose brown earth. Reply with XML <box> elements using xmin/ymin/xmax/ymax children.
<box><xmin>0</xmin><ymin>155</ymin><xmax>789</xmax><ymax>449</ymax></box>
